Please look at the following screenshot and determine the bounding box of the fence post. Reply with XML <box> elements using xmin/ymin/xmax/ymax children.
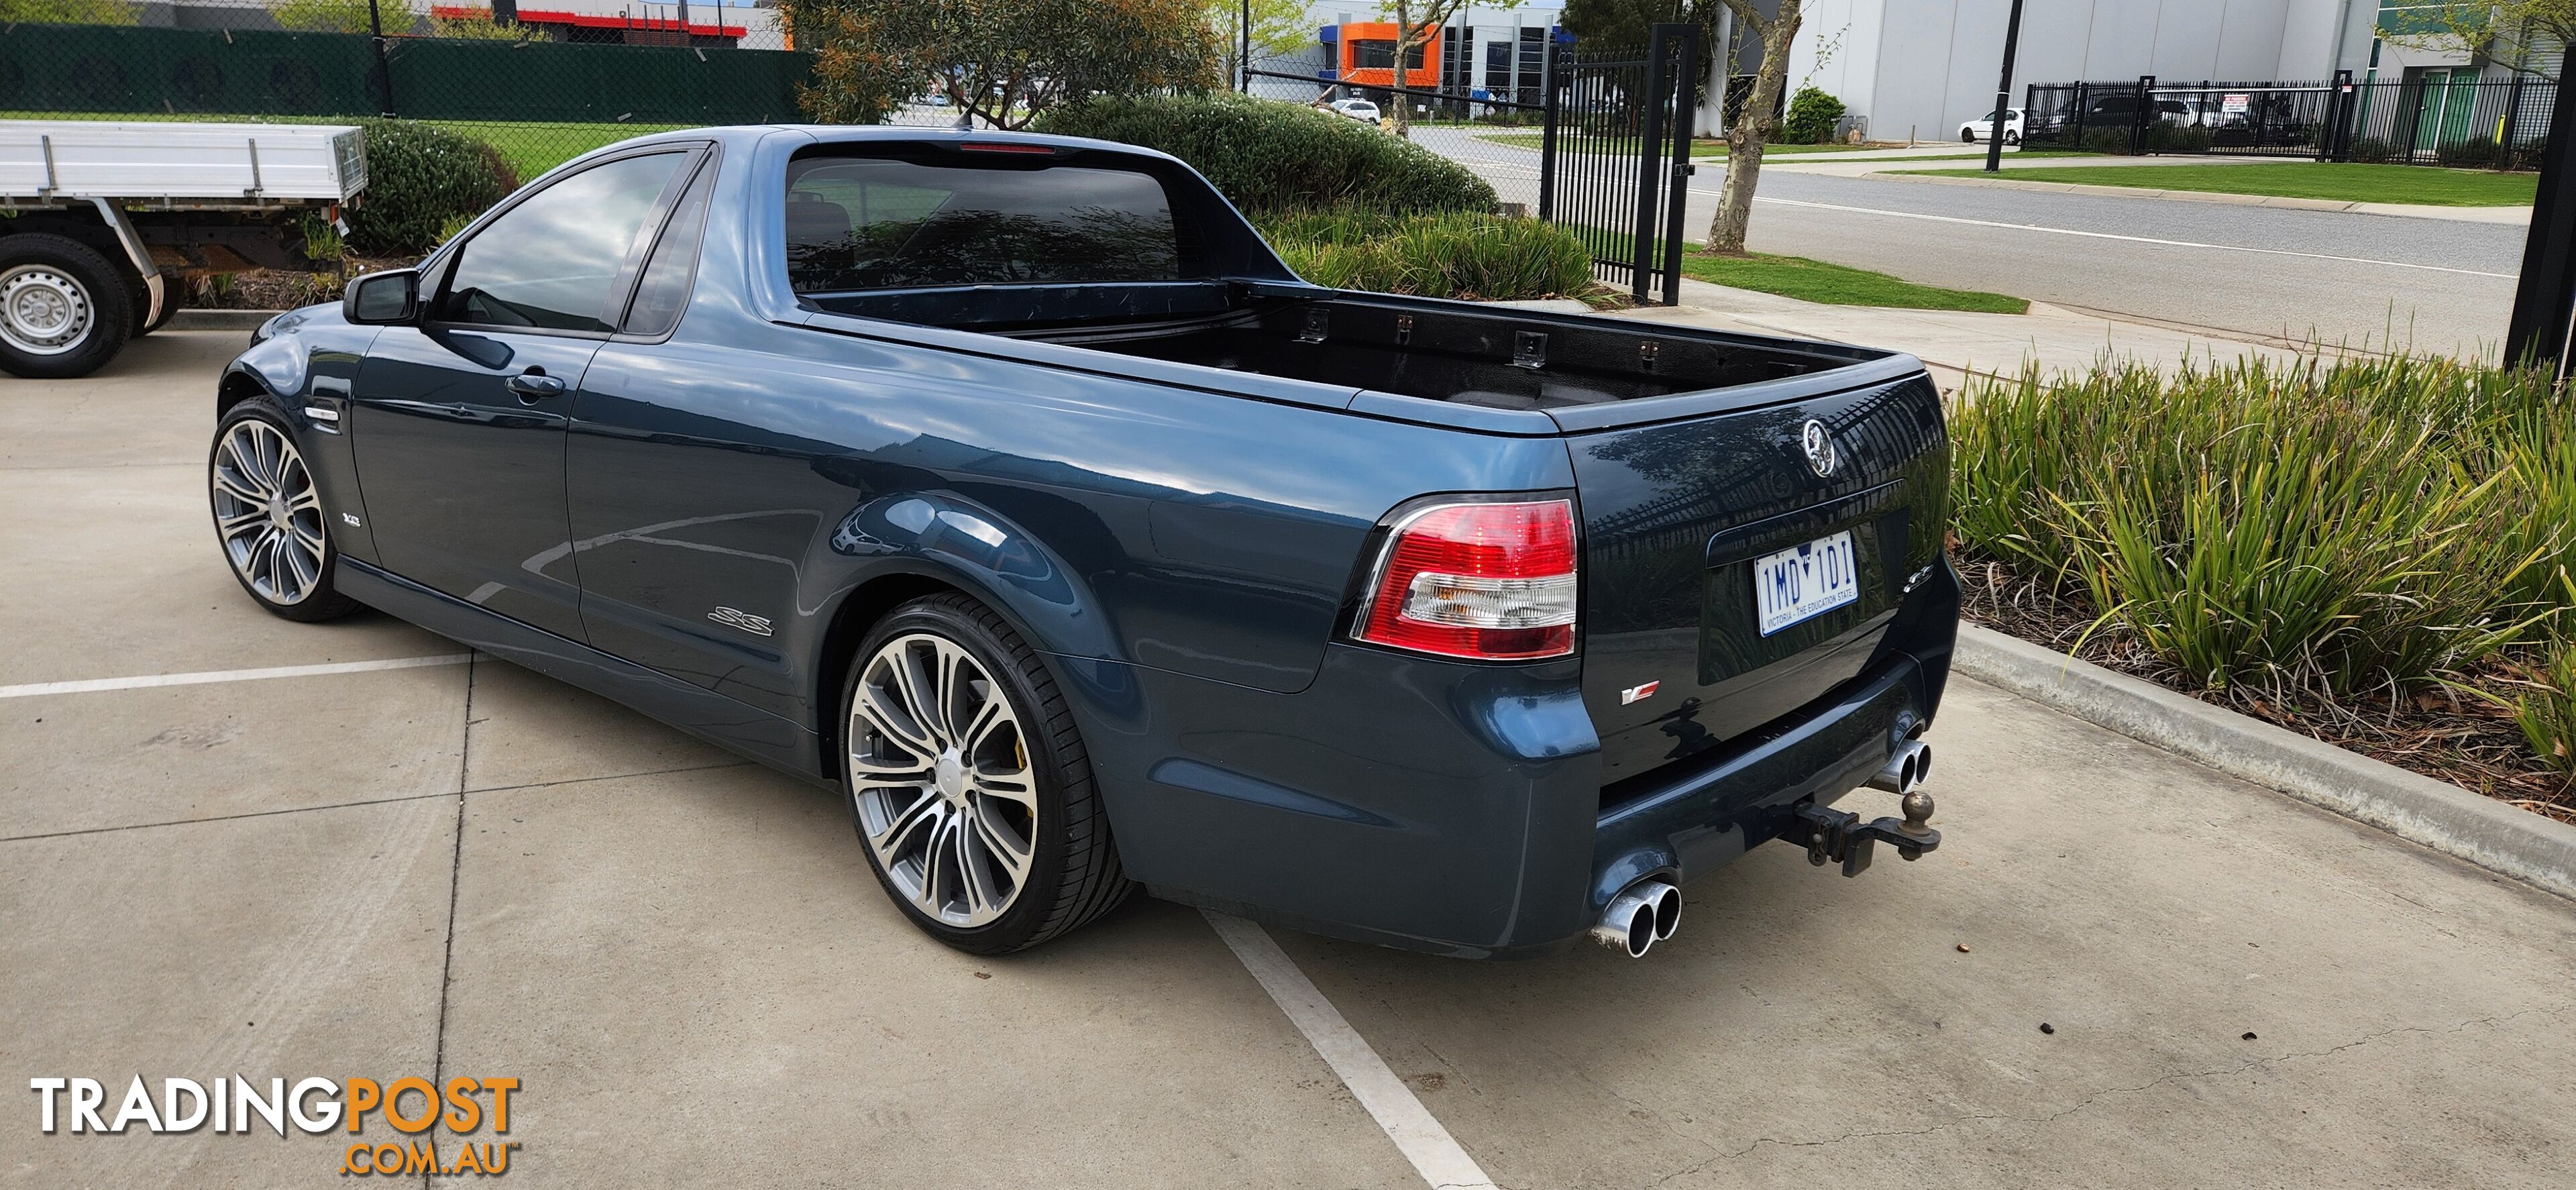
<box><xmin>368</xmin><ymin>0</ymin><xmax>397</xmax><ymax>117</ymax></box>
<box><xmin>1659</xmin><ymin>23</ymin><xmax>1698</xmax><ymax>305</ymax></box>
<box><xmin>1632</xmin><ymin>24</ymin><xmax>1673</xmax><ymax>305</ymax></box>
<box><xmin>2503</xmin><ymin>70</ymin><xmax>2528</xmax><ymax>170</ymax></box>
<box><xmin>2131</xmin><ymin>74</ymin><xmax>2155</xmax><ymax>155</ymax></box>
<box><xmin>1536</xmin><ymin>34</ymin><xmax>1560</xmax><ymax>223</ymax></box>
<box><xmin>2070</xmin><ymin>82</ymin><xmax>2088</xmax><ymax>149</ymax></box>
<box><xmin>2339</xmin><ymin>68</ymin><xmax>2359</xmax><ymax>161</ymax></box>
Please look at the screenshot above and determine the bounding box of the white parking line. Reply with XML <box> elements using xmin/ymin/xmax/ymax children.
<box><xmin>0</xmin><ymin>653</ymin><xmax>474</xmax><ymax>699</ymax></box>
<box><xmin>1202</xmin><ymin>910</ymin><xmax>1498</xmax><ymax>1190</ymax></box>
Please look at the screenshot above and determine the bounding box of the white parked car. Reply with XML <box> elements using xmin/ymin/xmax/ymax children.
<box><xmin>1960</xmin><ymin>107</ymin><xmax>2023</xmax><ymax>145</ymax></box>
<box><xmin>1328</xmin><ymin>99</ymin><xmax>1382</xmax><ymax>125</ymax></box>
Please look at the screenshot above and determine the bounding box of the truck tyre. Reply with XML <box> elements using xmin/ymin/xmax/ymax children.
<box><xmin>209</xmin><ymin>395</ymin><xmax>362</xmax><ymax>623</ymax></box>
<box><xmin>0</xmin><ymin>233</ymin><xmax>132</xmax><ymax>379</ymax></box>
<box><xmin>840</xmin><ymin>593</ymin><xmax>1132</xmax><ymax>954</ymax></box>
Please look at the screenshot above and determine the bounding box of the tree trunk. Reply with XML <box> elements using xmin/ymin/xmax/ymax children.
<box><xmin>1705</xmin><ymin>0</ymin><xmax>1800</xmax><ymax>256</ymax></box>
<box><xmin>1391</xmin><ymin>0</ymin><xmax>1415</xmax><ymax>138</ymax></box>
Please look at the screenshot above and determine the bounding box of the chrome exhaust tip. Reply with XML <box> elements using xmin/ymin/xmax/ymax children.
<box><xmin>1866</xmin><ymin>739</ymin><xmax>1933</xmax><ymax>796</ymax></box>
<box><xmin>1591</xmin><ymin>879</ymin><xmax>1680</xmax><ymax>957</ymax></box>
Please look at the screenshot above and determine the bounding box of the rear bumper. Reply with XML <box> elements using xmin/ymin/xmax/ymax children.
<box><xmin>1069</xmin><ymin>560</ymin><xmax>1960</xmax><ymax>959</ymax></box>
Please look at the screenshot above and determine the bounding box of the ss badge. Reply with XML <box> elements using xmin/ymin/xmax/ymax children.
<box><xmin>1621</xmin><ymin>680</ymin><xmax>1661</xmax><ymax>706</ymax></box>
<box><xmin>708</xmin><ymin>606</ymin><xmax>773</xmax><ymax>637</ymax></box>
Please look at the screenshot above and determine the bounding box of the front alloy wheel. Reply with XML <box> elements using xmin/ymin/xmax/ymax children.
<box><xmin>209</xmin><ymin>399</ymin><xmax>359</xmax><ymax>622</ymax></box>
<box><xmin>849</xmin><ymin>632</ymin><xmax>1040</xmax><ymax>928</ymax></box>
<box><xmin>213</xmin><ymin>419</ymin><xmax>328</xmax><ymax>605</ymax></box>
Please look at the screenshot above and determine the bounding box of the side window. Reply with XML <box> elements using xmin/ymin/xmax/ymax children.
<box><xmin>622</xmin><ymin>160</ymin><xmax>716</xmax><ymax>337</ymax></box>
<box><xmin>784</xmin><ymin>155</ymin><xmax>1186</xmax><ymax>293</ymax></box>
<box><xmin>437</xmin><ymin>152</ymin><xmax>687</xmax><ymax>332</ymax></box>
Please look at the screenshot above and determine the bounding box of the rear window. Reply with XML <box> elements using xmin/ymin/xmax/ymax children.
<box><xmin>784</xmin><ymin>154</ymin><xmax>1186</xmax><ymax>293</ymax></box>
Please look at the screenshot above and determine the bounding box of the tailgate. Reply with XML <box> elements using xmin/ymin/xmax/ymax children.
<box><xmin>1570</xmin><ymin>368</ymin><xmax>1949</xmax><ymax>790</ymax></box>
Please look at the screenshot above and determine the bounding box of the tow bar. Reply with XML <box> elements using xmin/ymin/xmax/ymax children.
<box><xmin>1792</xmin><ymin>792</ymin><xmax>1939</xmax><ymax>877</ymax></box>
<box><xmin>1791</xmin><ymin>741</ymin><xmax>1941</xmax><ymax>877</ymax></box>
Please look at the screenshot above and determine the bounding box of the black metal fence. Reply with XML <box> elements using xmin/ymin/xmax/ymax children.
<box><xmin>2023</xmin><ymin>72</ymin><xmax>2559</xmax><ymax>168</ymax></box>
<box><xmin>1246</xmin><ymin>23</ymin><xmax>1698</xmax><ymax>305</ymax></box>
<box><xmin>1551</xmin><ymin>27</ymin><xmax>1698</xmax><ymax>304</ymax></box>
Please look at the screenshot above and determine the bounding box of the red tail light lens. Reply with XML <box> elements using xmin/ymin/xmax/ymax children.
<box><xmin>1354</xmin><ymin>498</ymin><xmax>1579</xmax><ymax>660</ymax></box>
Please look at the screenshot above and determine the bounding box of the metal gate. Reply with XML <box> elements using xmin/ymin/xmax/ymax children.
<box><xmin>1544</xmin><ymin>23</ymin><xmax>1700</xmax><ymax>305</ymax></box>
<box><xmin>1245</xmin><ymin>21</ymin><xmax>1699</xmax><ymax>306</ymax></box>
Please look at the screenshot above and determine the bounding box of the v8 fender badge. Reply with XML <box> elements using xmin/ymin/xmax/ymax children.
<box><xmin>708</xmin><ymin>606</ymin><xmax>773</xmax><ymax>637</ymax></box>
<box><xmin>1621</xmin><ymin>680</ymin><xmax>1661</xmax><ymax>705</ymax></box>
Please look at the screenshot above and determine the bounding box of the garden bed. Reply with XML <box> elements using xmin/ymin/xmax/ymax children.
<box><xmin>1950</xmin><ymin>354</ymin><xmax>2576</xmax><ymax>824</ymax></box>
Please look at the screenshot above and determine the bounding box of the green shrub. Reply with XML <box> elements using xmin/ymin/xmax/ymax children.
<box><xmin>2079</xmin><ymin>125</ymin><xmax>2135</xmax><ymax>154</ymax></box>
<box><xmin>345</xmin><ymin>119</ymin><xmax>519</xmax><ymax>256</ymax></box>
<box><xmin>2348</xmin><ymin>136</ymin><xmax>2397</xmax><ymax>164</ymax></box>
<box><xmin>1254</xmin><ymin>209</ymin><xmax>1591</xmax><ymax>301</ymax></box>
<box><xmin>0</xmin><ymin>0</ymin><xmax>137</xmax><ymax>25</ymax></box>
<box><xmin>1780</xmin><ymin>87</ymin><xmax>1846</xmax><ymax>145</ymax></box>
<box><xmin>2436</xmin><ymin>138</ymin><xmax>2502</xmax><ymax>168</ymax></box>
<box><xmin>2142</xmin><ymin>121</ymin><xmax>2212</xmax><ymax>152</ymax></box>
<box><xmin>1034</xmin><ymin>93</ymin><xmax>1495</xmax><ymax>215</ymax></box>
<box><xmin>2516</xmin><ymin>623</ymin><xmax>2576</xmax><ymax>779</ymax></box>
<box><xmin>1951</xmin><ymin>355</ymin><xmax>2574</xmax><ymax>700</ymax></box>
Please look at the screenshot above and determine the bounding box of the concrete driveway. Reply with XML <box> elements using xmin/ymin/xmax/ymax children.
<box><xmin>5</xmin><ymin>332</ymin><xmax>2573</xmax><ymax>1188</ymax></box>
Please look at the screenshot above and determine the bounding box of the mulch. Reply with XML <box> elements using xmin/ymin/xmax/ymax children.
<box><xmin>1956</xmin><ymin>555</ymin><xmax>2576</xmax><ymax>826</ymax></box>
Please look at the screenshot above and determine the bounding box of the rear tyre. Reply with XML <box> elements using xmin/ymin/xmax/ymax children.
<box><xmin>1962</xmin><ymin>129</ymin><xmax>1977</xmax><ymax>143</ymax></box>
<box><xmin>2004</xmin><ymin>130</ymin><xmax>2021</xmax><ymax>146</ymax></box>
<box><xmin>209</xmin><ymin>396</ymin><xmax>362</xmax><ymax>623</ymax></box>
<box><xmin>841</xmin><ymin>594</ymin><xmax>1132</xmax><ymax>955</ymax></box>
<box><xmin>0</xmin><ymin>233</ymin><xmax>130</xmax><ymax>379</ymax></box>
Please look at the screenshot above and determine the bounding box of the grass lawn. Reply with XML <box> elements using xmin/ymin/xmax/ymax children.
<box><xmin>1888</xmin><ymin>161</ymin><xmax>2538</xmax><ymax>206</ymax></box>
<box><xmin>1681</xmin><ymin>251</ymin><xmax>2029</xmax><ymax>313</ymax></box>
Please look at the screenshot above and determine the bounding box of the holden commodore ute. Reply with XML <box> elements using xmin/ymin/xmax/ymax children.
<box><xmin>208</xmin><ymin>125</ymin><xmax>1956</xmax><ymax>959</ymax></box>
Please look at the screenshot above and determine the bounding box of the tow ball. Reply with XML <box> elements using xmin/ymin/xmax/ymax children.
<box><xmin>1791</xmin><ymin>741</ymin><xmax>1941</xmax><ymax>877</ymax></box>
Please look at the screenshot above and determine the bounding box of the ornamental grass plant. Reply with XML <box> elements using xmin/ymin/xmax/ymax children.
<box><xmin>1951</xmin><ymin>354</ymin><xmax>2576</xmax><ymax>709</ymax></box>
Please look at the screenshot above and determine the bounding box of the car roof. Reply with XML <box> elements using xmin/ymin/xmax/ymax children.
<box><xmin>551</xmin><ymin>123</ymin><xmax>1191</xmax><ymax>176</ymax></box>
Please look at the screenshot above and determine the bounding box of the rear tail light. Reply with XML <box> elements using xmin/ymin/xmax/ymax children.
<box><xmin>1352</xmin><ymin>498</ymin><xmax>1579</xmax><ymax>660</ymax></box>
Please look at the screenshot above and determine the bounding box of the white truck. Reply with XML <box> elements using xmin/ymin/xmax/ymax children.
<box><xmin>1</xmin><ymin>120</ymin><xmax>367</xmax><ymax>378</ymax></box>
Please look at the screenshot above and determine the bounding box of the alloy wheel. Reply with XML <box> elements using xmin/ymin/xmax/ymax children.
<box><xmin>0</xmin><ymin>264</ymin><xmax>95</xmax><ymax>357</ymax></box>
<box><xmin>211</xmin><ymin>419</ymin><xmax>327</xmax><ymax>605</ymax></box>
<box><xmin>847</xmin><ymin>633</ymin><xmax>1038</xmax><ymax>928</ymax></box>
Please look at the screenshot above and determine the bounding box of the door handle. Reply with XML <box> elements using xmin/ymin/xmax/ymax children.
<box><xmin>504</xmin><ymin>372</ymin><xmax>566</xmax><ymax>402</ymax></box>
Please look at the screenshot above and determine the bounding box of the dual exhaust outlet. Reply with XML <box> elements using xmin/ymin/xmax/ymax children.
<box><xmin>1597</xmin><ymin>740</ymin><xmax>1941</xmax><ymax>957</ymax></box>
<box><xmin>1589</xmin><ymin>879</ymin><xmax>1680</xmax><ymax>959</ymax></box>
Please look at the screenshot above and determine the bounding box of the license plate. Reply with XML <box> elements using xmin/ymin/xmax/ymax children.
<box><xmin>1753</xmin><ymin>531</ymin><xmax>1858</xmax><ymax>635</ymax></box>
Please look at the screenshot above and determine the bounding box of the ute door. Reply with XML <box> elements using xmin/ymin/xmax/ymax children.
<box><xmin>352</xmin><ymin>148</ymin><xmax>695</xmax><ymax>640</ymax></box>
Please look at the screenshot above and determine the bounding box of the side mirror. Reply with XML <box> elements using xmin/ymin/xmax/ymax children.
<box><xmin>344</xmin><ymin>269</ymin><xmax>420</xmax><ymax>325</ymax></box>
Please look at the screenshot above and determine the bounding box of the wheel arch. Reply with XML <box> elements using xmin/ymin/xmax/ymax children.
<box><xmin>810</xmin><ymin>562</ymin><xmax>1098</xmax><ymax>779</ymax></box>
<box><xmin>217</xmin><ymin>365</ymin><xmax>272</xmax><ymax>418</ymax></box>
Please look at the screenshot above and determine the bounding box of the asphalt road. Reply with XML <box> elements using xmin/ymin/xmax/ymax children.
<box><xmin>1430</xmin><ymin>133</ymin><xmax>2525</xmax><ymax>359</ymax></box>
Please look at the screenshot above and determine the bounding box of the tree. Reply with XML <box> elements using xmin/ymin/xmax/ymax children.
<box><xmin>2381</xmin><ymin>2</ymin><xmax>2574</xmax><ymax>80</ymax></box>
<box><xmin>1703</xmin><ymin>0</ymin><xmax>1803</xmax><ymax>256</ymax></box>
<box><xmin>1375</xmin><ymin>0</ymin><xmax>1514</xmax><ymax>138</ymax></box>
<box><xmin>1208</xmin><ymin>0</ymin><xmax>1311</xmax><ymax>86</ymax></box>
<box><xmin>1558</xmin><ymin>0</ymin><xmax>1677</xmax><ymax>44</ymax></box>
<box><xmin>785</xmin><ymin>0</ymin><xmax>1222</xmax><ymax>129</ymax></box>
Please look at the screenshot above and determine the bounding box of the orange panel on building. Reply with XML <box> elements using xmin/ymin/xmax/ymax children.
<box><xmin>1334</xmin><ymin>21</ymin><xmax>1444</xmax><ymax>87</ymax></box>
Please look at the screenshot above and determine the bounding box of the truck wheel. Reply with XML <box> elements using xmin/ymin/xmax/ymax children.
<box><xmin>209</xmin><ymin>396</ymin><xmax>362</xmax><ymax>623</ymax></box>
<box><xmin>841</xmin><ymin>593</ymin><xmax>1132</xmax><ymax>954</ymax></box>
<box><xmin>0</xmin><ymin>233</ymin><xmax>131</xmax><ymax>380</ymax></box>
